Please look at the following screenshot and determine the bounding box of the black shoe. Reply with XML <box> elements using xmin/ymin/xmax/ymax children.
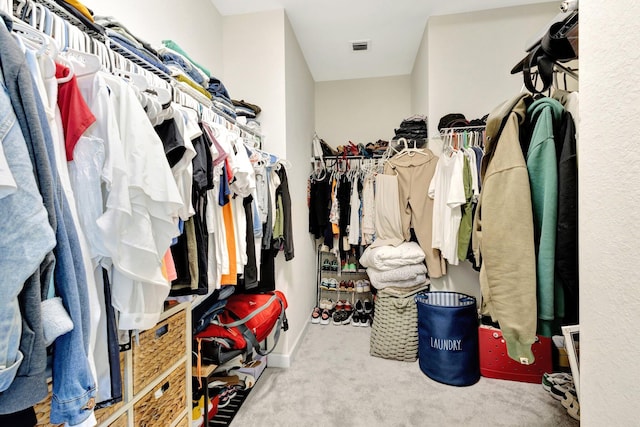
<box><xmin>351</xmin><ymin>311</ymin><xmax>361</xmax><ymax>326</ymax></box>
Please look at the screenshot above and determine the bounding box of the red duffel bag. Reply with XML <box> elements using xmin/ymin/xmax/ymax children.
<box><xmin>195</xmin><ymin>291</ymin><xmax>288</xmax><ymax>356</ymax></box>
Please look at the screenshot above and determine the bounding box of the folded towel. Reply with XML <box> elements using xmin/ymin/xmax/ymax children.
<box><xmin>370</xmin><ymin>273</ymin><xmax>428</xmax><ymax>290</ymax></box>
<box><xmin>359</xmin><ymin>242</ymin><xmax>425</xmax><ymax>270</ymax></box>
<box><xmin>366</xmin><ymin>263</ymin><xmax>427</xmax><ymax>283</ymax></box>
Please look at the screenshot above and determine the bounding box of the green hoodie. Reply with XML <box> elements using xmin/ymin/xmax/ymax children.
<box><xmin>526</xmin><ymin>98</ymin><xmax>565</xmax><ymax>337</ymax></box>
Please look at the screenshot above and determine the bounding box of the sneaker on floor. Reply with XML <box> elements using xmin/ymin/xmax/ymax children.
<box><xmin>360</xmin><ymin>313</ymin><xmax>370</xmax><ymax>327</ymax></box>
<box><xmin>566</xmin><ymin>399</ymin><xmax>580</xmax><ymax>421</ymax></box>
<box><xmin>542</xmin><ymin>372</ymin><xmax>572</xmax><ymax>392</ymax></box>
<box><xmin>310</xmin><ymin>307</ymin><xmax>322</xmax><ymax>324</ymax></box>
<box><xmin>341</xmin><ymin>310</ymin><xmax>352</xmax><ymax>325</ymax></box>
<box><xmin>351</xmin><ymin>312</ymin><xmax>361</xmax><ymax>326</ymax></box>
<box><xmin>320</xmin><ymin>309</ymin><xmax>331</xmax><ymax>325</ymax></box>
<box><xmin>550</xmin><ymin>383</ymin><xmax>576</xmax><ymax>401</ymax></box>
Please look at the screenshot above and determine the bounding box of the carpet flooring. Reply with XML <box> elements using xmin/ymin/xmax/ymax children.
<box><xmin>232</xmin><ymin>323</ymin><xmax>579</xmax><ymax>427</ymax></box>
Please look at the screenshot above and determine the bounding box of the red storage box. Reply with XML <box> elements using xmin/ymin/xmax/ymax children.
<box><xmin>478</xmin><ymin>325</ymin><xmax>552</xmax><ymax>383</ymax></box>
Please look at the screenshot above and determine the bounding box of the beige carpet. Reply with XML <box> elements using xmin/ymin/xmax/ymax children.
<box><xmin>232</xmin><ymin>323</ymin><xmax>579</xmax><ymax>427</ymax></box>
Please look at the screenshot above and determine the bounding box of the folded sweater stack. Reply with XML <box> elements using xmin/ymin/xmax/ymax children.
<box><xmin>359</xmin><ymin>242</ymin><xmax>429</xmax><ymax>290</ymax></box>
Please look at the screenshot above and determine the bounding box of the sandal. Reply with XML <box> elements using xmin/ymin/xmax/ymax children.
<box><xmin>311</xmin><ymin>307</ymin><xmax>322</xmax><ymax>324</ymax></box>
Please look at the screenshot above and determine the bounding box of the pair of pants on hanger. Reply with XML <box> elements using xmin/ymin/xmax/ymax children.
<box><xmin>382</xmin><ymin>150</ymin><xmax>446</xmax><ymax>279</ymax></box>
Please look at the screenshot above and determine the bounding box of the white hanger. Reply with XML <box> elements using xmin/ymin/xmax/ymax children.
<box><xmin>393</xmin><ymin>137</ymin><xmax>428</xmax><ymax>158</ymax></box>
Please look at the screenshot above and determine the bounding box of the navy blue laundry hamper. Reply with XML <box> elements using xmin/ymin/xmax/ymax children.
<box><xmin>415</xmin><ymin>292</ymin><xmax>480</xmax><ymax>386</ymax></box>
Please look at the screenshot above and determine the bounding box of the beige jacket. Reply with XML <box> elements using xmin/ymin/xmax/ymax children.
<box><xmin>473</xmin><ymin>93</ymin><xmax>538</xmax><ymax>364</ymax></box>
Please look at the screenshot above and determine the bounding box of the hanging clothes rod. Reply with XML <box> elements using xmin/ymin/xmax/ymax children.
<box><xmin>17</xmin><ymin>0</ymin><xmax>263</xmax><ymax>142</ymax></box>
<box><xmin>439</xmin><ymin>125</ymin><xmax>486</xmax><ymax>133</ymax></box>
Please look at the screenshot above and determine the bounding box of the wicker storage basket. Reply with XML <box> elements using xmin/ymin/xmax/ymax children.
<box><xmin>133</xmin><ymin>310</ymin><xmax>186</xmax><ymax>394</ymax></box>
<box><xmin>370</xmin><ymin>284</ymin><xmax>429</xmax><ymax>361</ymax></box>
<box><xmin>133</xmin><ymin>363</ymin><xmax>186</xmax><ymax>426</ymax></box>
<box><xmin>176</xmin><ymin>414</ymin><xmax>190</xmax><ymax>427</ymax></box>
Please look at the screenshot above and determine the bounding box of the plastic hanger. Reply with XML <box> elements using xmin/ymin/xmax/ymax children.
<box><xmin>394</xmin><ymin>137</ymin><xmax>428</xmax><ymax>158</ymax></box>
<box><xmin>11</xmin><ymin>19</ymin><xmax>55</xmax><ymax>57</ymax></box>
<box><xmin>63</xmin><ymin>49</ymin><xmax>101</xmax><ymax>77</ymax></box>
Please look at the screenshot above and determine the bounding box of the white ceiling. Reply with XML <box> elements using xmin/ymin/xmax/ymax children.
<box><xmin>211</xmin><ymin>0</ymin><xmax>553</xmax><ymax>82</ymax></box>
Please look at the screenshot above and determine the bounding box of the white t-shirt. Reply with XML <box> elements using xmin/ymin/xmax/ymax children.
<box><xmin>428</xmin><ymin>150</ymin><xmax>465</xmax><ymax>265</ymax></box>
<box><xmin>101</xmin><ymin>74</ymin><xmax>183</xmax><ymax>331</ymax></box>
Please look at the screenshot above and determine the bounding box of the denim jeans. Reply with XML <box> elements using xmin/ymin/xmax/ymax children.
<box><xmin>32</xmin><ymin>72</ymin><xmax>97</xmax><ymax>425</ymax></box>
<box><xmin>0</xmin><ymin>68</ymin><xmax>55</xmax><ymax>393</ymax></box>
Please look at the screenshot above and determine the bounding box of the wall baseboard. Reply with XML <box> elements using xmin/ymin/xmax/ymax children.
<box><xmin>266</xmin><ymin>320</ymin><xmax>310</xmax><ymax>368</ymax></box>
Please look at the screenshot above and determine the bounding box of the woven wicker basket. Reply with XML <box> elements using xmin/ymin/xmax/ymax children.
<box><xmin>370</xmin><ymin>284</ymin><xmax>429</xmax><ymax>361</ymax></box>
<box><xmin>109</xmin><ymin>412</ymin><xmax>128</xmax><ymax>427</ymax></box>
<box><xmin>133</xmin><ymin>310</ymin><xmax>186</xmax><ymax>394</ymax></box>
<box><xmin>34</xmin><ymin>384</ymin><xmax>61</xmax><ymax>427</ymax></box>
<box><xmin>133</xmin><ymin>363</ymin><xmax>186</xmax><ymax>426</ymax></box>
<box><xmin>176</xmin><ymin>414</ymin><xmax>190</xmax><ymax>427</ymax></box>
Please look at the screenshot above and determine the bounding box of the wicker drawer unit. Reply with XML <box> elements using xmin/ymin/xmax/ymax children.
<box><xmin>176</xmin><ymin>414</ymin><xmax>190</xmax><ymax>427</ymax></box>
<box><xmin>133</xmin><ymin>309</ymin><xmax>187</xmax><ymax>394</ymax></box>
<box><xmin>108</xmin><ymin>412</ymin><xmax>128</xmax><ymax>427</ymax></box>
<box><xmin>133</xmin><ymin>363</ymin><xmax>187</xmax><ymax>427</ymax></box>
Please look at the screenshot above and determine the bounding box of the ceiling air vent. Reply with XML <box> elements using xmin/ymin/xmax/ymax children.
<box><xmin>351</xmin><ymin>40</ymin><xmax>370</xmax><ymax>52</ymax></box>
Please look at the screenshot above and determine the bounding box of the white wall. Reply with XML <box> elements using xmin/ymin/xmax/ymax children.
<box><xmin>315</xmin><ymin>76</ymin><xmax>411</xmax><ymax>148</ymax></box>
<box><xmin>222</xmin><ymin>10</ymin><xmax>316</xmax><ymax>366</ymax></box>
<box><xmin>580</xmin><ymin>3</ymin><xmax>640</xmax><ymax>425</ymax></box>
<box><xmin>82</xmin><ymin>0</ymin><xmax>224</xmax><ymax>77</ymax></box>
<box><xmin>425</xmin><ymin>2</ymin><xmax>557</xmax><ymax>137</ymax></box>
<box><xmin>272</xmin><ymin>13</ymin><xmax>316</xmax><ymax>366</ymax></box>
<box><xmin>223</xmin><ymin>10</ymin><xmax>287</xmax><ymax>157</ymax></box>
<box><xmin>411</xmin><ymin>21</ymin><xmax>429</xmax><ymax>117</ymax></box>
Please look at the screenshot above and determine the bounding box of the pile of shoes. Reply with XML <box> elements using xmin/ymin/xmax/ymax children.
<box><xmin>310</xmin><ymin>298</ymin><xmax>374</xmax><ymax>327</ymax></box>
<box><xmin>542</xmin><ymin>372</ymin><xmax>580</xmax><ymax>421</ymax></box>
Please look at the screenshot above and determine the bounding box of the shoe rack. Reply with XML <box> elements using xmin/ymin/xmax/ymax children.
<box><xmin>315</xmin><ymin>245</ymin><xmax>372</xmax><ymax>310</ymax></box>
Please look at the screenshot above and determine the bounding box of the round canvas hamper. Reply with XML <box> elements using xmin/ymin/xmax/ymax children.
<box><xmin>416</xmin><ymin>291</ymin><xmax>480</xmax><ymax>386</ymax></box>
<box><xmin>370</xmin><ymin>284</ymin><xmax>429</xmax><ymax>361</ymax></box>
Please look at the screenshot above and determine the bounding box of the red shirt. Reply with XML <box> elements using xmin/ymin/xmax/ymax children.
<box><xmin>55</xmin><ymin>63</ymin><xmax>96</xmax><ymax>161</ymax></box>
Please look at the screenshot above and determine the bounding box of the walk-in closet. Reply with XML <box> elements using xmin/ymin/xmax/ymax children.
<box><xmin>0</xmin><ymin>0</ymin><xmax>637</xmax><ymax>426</ymax></box>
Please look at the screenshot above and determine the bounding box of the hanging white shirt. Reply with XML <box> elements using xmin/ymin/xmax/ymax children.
<box><xmin>429</xmin><ymin>150</ymin><xmax>466</xmax><ymax>265</ymax></box>
<box><xmin>101</xmin><ymin>74</ymin><xmax>183</xmax><ymax>330</ymax></box>
<box><xmin>348</xmin><ymin>178</ymin><xmax>361</xmax><ymax>246</ymax></box>
<box><xmin>169</xmin><ymin>104</ymin><xmax>198</xmax><ymax>220</ymax></box>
